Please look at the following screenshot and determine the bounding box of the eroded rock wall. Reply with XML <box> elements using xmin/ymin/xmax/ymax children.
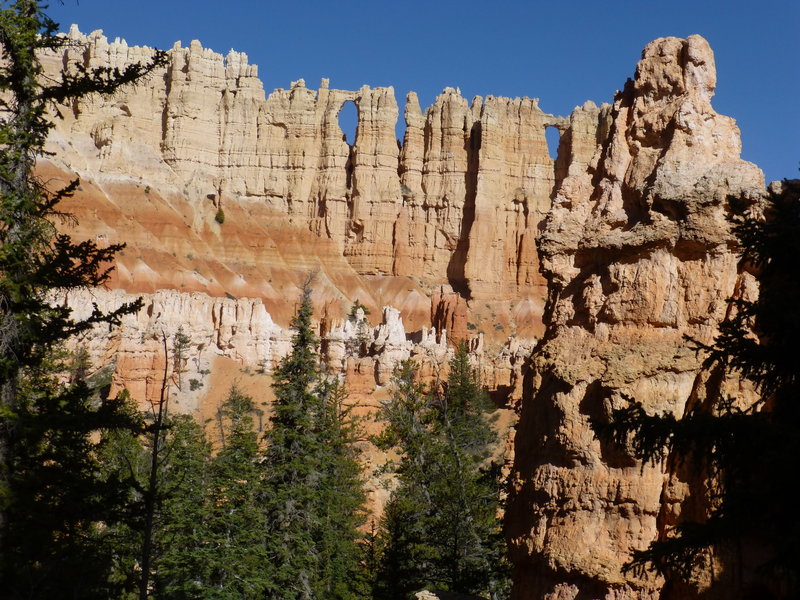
<box><xmin>41</xmin><ymin>27</ymin><xmax>564</xmax><ymax>308</ymax></box>
<box><xmin>506</xmin><ymin>35</ymin><xmax>764</xmax><ymax>600</ymax></box>
<box><xmin>60</xmin><ymin>287</ymin><xmax>524</xmax><ymax>425</ymax></box>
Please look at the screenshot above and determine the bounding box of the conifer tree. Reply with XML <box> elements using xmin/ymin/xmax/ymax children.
<box><xmin>262</xmin><ymin>278</ymin><xmax>367</xmax><ymax>600</ymax></box>
<box><xmin>149</xmin><ymin>414</ymin><xmax>211</xmax><ymax>600</ymax></box>
<box><xmin>196</xmin><ymin>386</ymin><xmax>270</xmax><ymax>599</ymax></box>
<box><xmin>262</xmin><ymin>279</ymin><xmax>322</xmax><ymax>599</ymax></box>
<box><xmin>138</xmin><ymin>334</ymin><xmax>173</xmax><ymax>600</ymax></box>
<box><xmin>428</xmin><ymin>344</ymin><xmax>509</xmax><ymax>596</ymax></box>
<box><xmin>375</xmin><ymin>345</ymin><xmax>510</xmax><ymax>599</ymax></box>
<box><xmin>314</xmin><ymin>376</ymin><xmax>368</xmax><ymax>600</ymax></box>
<box><xmin>0</xmin><ymin>3</ymin><xmax>166</xmax><ymax>595</ymax></box>
<box><xmin>98</xmin><ymin>331</ymin><xmax>212</xmax><ymax>600</ymax></box>
<box><xmin>372</xmin><ymin>360</ymin><xmax>433</xmax><ymax>600</ymax></box>
<box><xmin>99</xmin><ymin>408</ymin><xmax>211</xmax><ymax>600</ymax></box>
<box><xmin>599</xmin><ymin>181</ymin><xmax>800</xmax><ymax>598</ymax></box>
<box><xmin>4</xmin><ymin>354</ymin><xmax>142</xmax><ymax>599</ymax></box>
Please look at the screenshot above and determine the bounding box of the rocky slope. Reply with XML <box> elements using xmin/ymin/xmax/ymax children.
<box><xmin>39</xmin><ymin>27</ymin><xmax>768</xmax><ymax>599</ymax></box>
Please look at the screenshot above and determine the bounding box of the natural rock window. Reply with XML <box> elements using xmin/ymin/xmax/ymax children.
<box><xmin>545</xmin><ymin>124</ymin><xmax>560</xmax><ymax>161</ymax></box>
<box><xmin>338</xmin><ymin>100</ymin><xmax>358</xmax><ymax>146</ymax></box>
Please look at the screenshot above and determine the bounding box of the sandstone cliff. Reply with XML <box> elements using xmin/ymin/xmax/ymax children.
<box><xmin>506</xmin><ymin>35</ymin><xmax>764</xmax><ymax>599</ymax></box>
<box><xmin>41</xmin><ymin>26</ymin><xmax>564</xmax><ymax>329</ymax></box>
<box><xmin>35</xmin><ymin>24</ymin><xmax>576</xmax><ymax>431</ymax></box>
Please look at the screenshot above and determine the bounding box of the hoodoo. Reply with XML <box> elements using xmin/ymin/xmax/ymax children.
<box><xmin>506</xmin><ymin>35</ymin><xmax>763</xmax><ymax>599</ymax></box>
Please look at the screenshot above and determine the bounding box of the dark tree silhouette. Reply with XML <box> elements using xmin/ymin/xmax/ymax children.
<box><xmin>0</xmin><ymin>3</ymin><xmax>165</xmax><ymax>596</ymax></box>
<box><xmin>599</xmin><ymin>180</ymin><xmax>800</xmax><ymax>599</ymax></box>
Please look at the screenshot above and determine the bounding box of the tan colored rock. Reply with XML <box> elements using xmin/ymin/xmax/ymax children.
<box><xmin>430</xmin><ymin>285</ymin><xmax>468</xmax><ymax>345</ymax></box>
<box><xmin>507</xmin><ymin>35</ymin><xmax>764</xmax><ymax>600</ymax></box>
<box><xmin>345</xmin><ymin>86</ymin><xmax>402</xmax><ymax>272</ymax></box>
<box><xmin>394</xmin><ymin>88</ymin><xmax>478</xmax><ymax>282</ymax></box>
<box><xmin>370</xmin><ymin>307</ymin><xmax>414</xmax><ymax>385</ymax></box>
<box><xmin>55</xmin><ymin>288</ymin><xmax>291</xmax><ymax>414</ymax></box>
<box><xmin>413</xmin><ymin>591</ymin><xmax>485</xmax><ymax>600</ymax></box>
<box><xmin>40</xmin><ymin>31</ymin><xmax>561</xmax><ymax>330</ymax></box>
<box><xmin>553</xmin><ymin>100</ymin><xmax>613</xmax><ymax>187</ymax></box>
<box><xmin>60</xmin><ymin>286</ymin><xmax>504</xmax><ymax>410</ymax></box>
<box><xmin>462</xmin><ymin>96</ymin><xmax>557</xmax><ymax>300</ymax></box>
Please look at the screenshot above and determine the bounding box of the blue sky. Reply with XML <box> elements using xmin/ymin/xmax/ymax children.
<box><xmin>48</xmin><ymin>0</ymin><xmax>798</xmax><ymax>183</ymax></box>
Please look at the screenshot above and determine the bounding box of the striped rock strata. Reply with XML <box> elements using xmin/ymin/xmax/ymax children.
<box><xmin>42</xmin><ymin>26</ymin><xmax>570</xmax><ymax>314</ymax></box>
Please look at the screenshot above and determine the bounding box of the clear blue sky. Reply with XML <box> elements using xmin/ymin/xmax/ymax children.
<box><xmin>48</xmin><ymin>0</ymin><xmax>798</xmax><ymax>183</ymax></box>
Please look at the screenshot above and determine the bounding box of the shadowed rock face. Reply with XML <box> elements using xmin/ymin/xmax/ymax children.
<box><xmin>506</xmin><ymin>35</ymin><xmax>764</xmax><ymax>599</ymax></box>
<box><xmin>39</xmin><ymin>27</ymin><xmax>770</xmax><ymax>599</ymax></box>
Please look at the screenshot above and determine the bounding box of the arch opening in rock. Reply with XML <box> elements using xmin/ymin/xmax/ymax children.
<box><xmin>395</xmin><ymin>93</ymin><xmax>409</xmax><ymax>149</ymax></box>
<box><xmin>338</xmin><ymin>100</ymin><xmax>358</xmax><ymax>146</ymax></box>
<box><xmin>544</xmin><ymin>125</ymin><xmax>561</xmax><ymax>161</ymax></box>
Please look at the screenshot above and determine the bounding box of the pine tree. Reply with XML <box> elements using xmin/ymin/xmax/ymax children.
<box><xmin>262</xmin><ymin>279</ymin><xmax>322</xmax><ymax>599</ymax></box>
<box><xmin>195</xmin><ymin>386</ymin><xmax>270</xmax><ymax>599</ymax></box>
<box><xmin>0</xmin><ymin>3</ymin><xmax>166</xmax><ymax>595</ymax></box>
<box><xmin>138</xmin><ymin>334</ymin><xmax>174</xmax><ymax>600</ymax></box>
<box><xmin>102</xmin><ymin>332</ymin><xmax>276</xmax><ymax>600</ymax></box>
<box><xmin>375</xmin><ymin>345</ymin><xmax>510</xmax><ymax>599</ymax></box>
<box><xmin>102</xmin><ymin>331</ymin><xmax>194</xmax><ymax>600</ymax></box>
<box><xmin>99</xmin><ymin>406</ymin><xmax>211</xmax><ymax>600</ymax></box>
<box><xmin>599</xmin><ymin>181</ymin><xmax>800</xmax><ymax>598</ymax></box>
<box><xmin>373</xmin><ymin>359</ymin><xmax>434</xmax><ymax>600</ymax></box>
<box><xmin>147</xmin><ymin>414</ymin><xmax>212</xmax><ymax>600</ymax></box>
<box><xmin>428</xmin><ymin>344</ymin><xmax>509</xmax><ymax>597</ymax></box>
<box><xmin>262</xmin><ymin>278</ymin><xmax>367</xmax><ymax>599</ymax></box>
<box><xmin>314</xmin><ymin>376</ymin><xmax>368</xmax><ymax>600</ymax></box>
<box><xmin>4</xmin><ymin>355</ymin><xmax>143</xmax><ymax>599</ymax></box>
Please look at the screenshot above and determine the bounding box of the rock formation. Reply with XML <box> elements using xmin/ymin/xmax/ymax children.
<box><xmin>36</xmin><ymin>26</ymin><xmax>774</xmax><ymax>600</ymax></box>
<box><xmin>506</xmin><ymin>35</ymin><xmax>764</xmax><ymax>599</ymax></box>
<box><xmin>41</xmin><ymin>26</ymin><xmax>562</xmax><ymax>318</ymax></box>
<box><xmin>59</xmin><ymin>288</ymin><xmax>291</xmax><ymax>412</ymax></box>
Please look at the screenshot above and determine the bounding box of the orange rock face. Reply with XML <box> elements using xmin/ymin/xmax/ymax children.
<box><xmin>41</xmin><ymin>28</ymin><xmax>560</xmax><ymax>318</ymax></box>
<box><xmin>38</xmin><ymin>25</ymin><xmax>568</xmax><ymax>423</ymax></box>
<box><xmin>506</xmin><ymin>35</ymin><xmax>764</xmax><ymax>599</ymax></box>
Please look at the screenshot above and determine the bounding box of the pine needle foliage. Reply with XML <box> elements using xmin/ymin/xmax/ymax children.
<box><xmin>375</xmin><ymin>344</ymin><xmax>510</xmax><ymax>600</ymax></box>
<box><xmin>0</xmin><ymin>3</ymin><xmax>166</xmax><ymax>595</ymax></box>
<box><xmin>4</xmin><ymin>357</ymin><xmax>142</xmax><ymax>599</ymax></box>
<box><xmin>99</xmin><ymin>408</ymin><xmax>212</xmax><ymax>600</ymax></box>
<box><xmin>598</xmin><ymin>182</ymin><xmax>800</xmax><ymax>598</ymax></box>
<box><xmin>149</xmin><ymin>415</ymin><xmax>212</xmax><ymax>600</ymax></box>
<box><xmin>262</xmin><ymin>280</ymin><xmax>322</xmax><ymax>599</ymax></box>
<box><xmin>262</xmin><ymin>278</ymin><xmax>367</xmax><ymax>600</ymax></box>
<box><xmin>198</xmin><ymin>386</ymin><xmax>270</xmax><ymax>599</ymax></box>
<box><xmin>314</xmin><ymin>376</ymin><xmax>369</xmax><ymax>600</ymax></box>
